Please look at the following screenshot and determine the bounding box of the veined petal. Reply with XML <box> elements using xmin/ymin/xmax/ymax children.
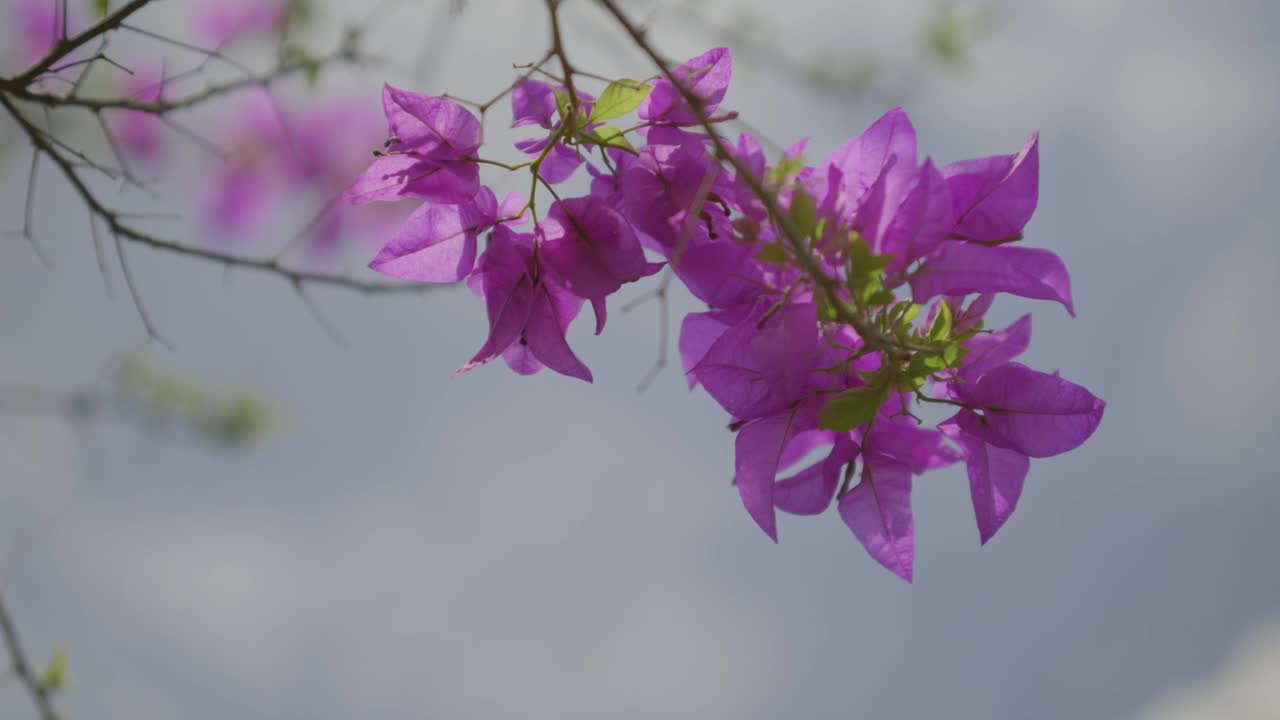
<box><xmin>774</xmin><ymin>434</ymin><xmax>858</xmax><ymax>516</ymax></box>
<box><xmin>734</xmin><ymin>398</ymin><xmax>823</xmax><ymax>540</ymax></box>
<box><xmin>368</xmin><ymin>201</ymin><xmax>490</xmax><ymax>282</ymax></box>
<box><xmin>911</xmin><ymin>242</ymin><xmax>1074</xmax><ymax>315</ymax></box>
<box><xmin>838</xmin><ymin>458</ymin><xmax>915</xmax><ymax>582</ymax></box>
<box><xmin>943</xmin><ymin>133</ymin><xmax>1038</xmax><ymax>243</ymax></box>
<box><xmin>955</xmin><ymin>362</ymin><xmax>1105</xmax><ymax>458</ymax></box>
<box><xmin>344</xmin><ymin>154</ymin><xmax>479</xmax><ymax>205</ymax></box>
<box><xmin>639</xmin><ymin>47</ymin><xmax>733</xmax><ymax>125</ymax></box>
<box><xmin>382</xmin><ymin>85</ymin><xmax>482</xmax><ymax>158</ymax></box>
<box><xmin>940</xmin><ymin>410</ymin><xmax>1030</xmax><ymax>544</ymax></box>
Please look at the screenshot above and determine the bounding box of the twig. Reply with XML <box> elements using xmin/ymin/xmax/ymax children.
<box><xmin>0</xmin><ymin>593</ymin><xmax>60</xmax><ymax>720</ymax></box>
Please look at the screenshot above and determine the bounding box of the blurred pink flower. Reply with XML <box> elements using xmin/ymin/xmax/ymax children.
<box><xmin>194</xmin><ymin>0</ymin><xmax>287</xmax><ymax>48</ymax></box>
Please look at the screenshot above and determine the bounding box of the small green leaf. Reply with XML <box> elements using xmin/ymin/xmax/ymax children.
<box><xmin>754</xmin><ymin>243</ymin><xmax>789</xmax><ymax>264</ymax></box>
<box><xmin>788</xmin><ymin>188</ymin><xmax>818</xmax><ymax>239</ymax></box>
<box><xmin>819</xmin><ymin>386</ymin><xmax>886</xmax><ymax>432</ymax></box>
<box><xmin>865</xmin><ymin>289</ymin><xmax>896</xmax><ymax>307</ymax></box>
<box><xmin>906</xmin><ymin>352</ymin><xmax>948</xmax><ymax>379</ymax></box>
<box><xmin>588</xmin><ymin>79</ymin><xmax>651</xmax><ymax>124</ymax></box>
<box><xmin>927</xmin><ymin>299</ymin><xmax>953</xmax><ymax>341</ymax></box>
<box><xmin>551</xmin><ymin>88</ymin><xmax>572</xmax><ymax>122</ymax></box>
<box><xmin>943</xmin><ymin>342</ymin><xmax>961</xmax><ymax>366</ymax></box>
<box><xmin>41</xmin><ymin>648</ymin><xmax>70</xmax><ymax>692</ymax></box>
<box><xmin>900</xmin><ymin>302</ymin><xmax>921</xmax><ymax>326</ymax></box>
<box><xmin>766</xmin><ymin>153</ymin><xmax>807</xmax><ymax>184</ymax></box>
<box><xmin>581</xmin><ymin>125</ymin><xmax>637</xmax><ymax>155</ymax></box>
<box><xmin>91</xmin><ymin>0</ymin><xmax>109</xmax><ymax>17</ymax></box>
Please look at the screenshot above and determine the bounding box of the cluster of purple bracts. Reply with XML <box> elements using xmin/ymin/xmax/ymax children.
<box><xmin>345</xmin><ymin>48</ymin><xmax>1104</xmax><ymax>581</ymax></box>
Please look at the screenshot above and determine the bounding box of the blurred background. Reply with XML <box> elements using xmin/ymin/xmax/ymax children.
<box><xmin>2</xmin><ymin>0</ymin><xmax>1278</xmax><ymax>718</ymax></box>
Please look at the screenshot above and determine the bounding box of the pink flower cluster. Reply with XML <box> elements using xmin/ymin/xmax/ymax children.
<box><xmin>346</xmin><ymin>48</ymin><xmax>1104</xmax><ymax>580</ymax></box>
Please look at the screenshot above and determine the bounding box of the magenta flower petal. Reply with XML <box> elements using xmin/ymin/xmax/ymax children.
<box><xmin>344</xmin><ymin>154</ymin><xmax>479</xmax><ymax>205</ymax></box>
<box><xmin>911</xmin><ymin>242</ymin><xmax>1074</xmax><ymax>315</ymax></box>
<box><xmin>940</xmin><ymin>409</ymin><xmax>1030</xmax><ymax>544</ymax></box>
<box><xmin>536</xmin><ymin>143</ymin><xmax>584</xmax><ymax>185</ymax></box>
<box><xmin>692</xmin><ymin>301</ymin><xmax>819</xmax><ymax>421</ymax></box>
<box><xmin>961</xmin><ymin>313</ymin><xmax>1032</xmax><ymax>379</ymax></box>
<box><xmin>838</xmin><ymin>458</ymin><xmax>915</xmax><ymax>582</ymax></box>
<box><xmin>734</xmin><ymin>399</ymin><xmax>823</xmax><ymax>540</ymax></box>
<box><xmin>382</xmin><ymin>85</ymin><xmax>482</xmax><ymax>159</ymax></box>
<box><xmin>956</xmin><ymin>363</ymin><xmax>1105</xmax><ymax>458</ymax></box>
<box><xmin>825</xmin><ymin>107</ymin><xmax>917</xmax><ymax>217</ymax></box>
<box><xmin>511</xmin><ymin>78</ymin><xmax>556</xmax><ymax>129</ymax></box>
<box><xmin>942</xmin><ymin>133</ymin><xmax>1039</xmax><ymax>243</ymax></box>
<box><xmin>879</xmin><ymin>158</ymin><xmax>952</xmax><ymax>275</ymax></box>
<box><xmin>523</xmin><ymin>284</ymin><xmax>593</xmax><ymax>382</ymax></box>
<box><xmin>538</xmin><ymin>197</ymin><xmax>655</xmax><ymax>301</ymax></box>
<box><xmin>866</xmin><ymin>421</ymin><xmax>960</xmax><ymax>474</ymax></box>
<box><xmin>774</xmin><ymin>434</ymin><xmax>857</xmax><ymax>516</ymax></box>
<box><xmin>461</xmin><ymin>232</ymin><xmax>537</xmax><ymax>372</ymax></box>
<box><xmin>368</xmin><ymin>201</ymin><xmax>491</xmax><ymax>282</ymax></box>
<box><xmin>671</xmin><ymin>240</ymin><xmax>764</xmax><ymax>308</ymax></box>
<box><xmin>639</xmin><ymin>47</ymin><xmax>733</xmax><ymax>125</ymax></box>
<box><xmin>679</xmin><ymin>306</ymin><xmax>750</xmax><ymax>389</ymax></box>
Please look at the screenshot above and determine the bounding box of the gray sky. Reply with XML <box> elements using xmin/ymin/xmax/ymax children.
<box><xmin>2</xmin><ymin>0</ymin><xmax>1279</xmax><ymax>718</ymax></box>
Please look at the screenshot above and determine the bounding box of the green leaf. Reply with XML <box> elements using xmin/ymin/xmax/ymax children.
<box><xmin>819</xmin><ymin>386</ymin><xmax>886</xmax><ymax>431</ymax></box>
<box><xmin>588</xmin><ymin>79</ymin><xmax>651</xmax><ymax>124</ymax></box>
<box><xmin>551</xmin><ymin>88</ymin><xmax>572</xmax><ymax>123</ymax></box>
<box><xmin>581</xmin><ymin>125</ymin><xmax>637</xmax><ymax>155</ymax></box>
<box><xmin>788</xmin><ymin>188</ymin><xmax>818</xmax><ymax>239</ymax></box>
<box><xmin>41</xmin><ymin>648</ymin><xmax>69</xmax><ymax>692</ymax></box>
<box><xmin>943</xmin><ymin>342</ymin><xmax>961</xmax><ymax>366</ymax></box>
<box><xmin>865</xmin><ymin>288</ymin><xmax>896</xmax><ymax>307</ymax></box>
<box><xmin>906</xmin><ymin>352</ymin><xmax>948</xmax><ymax>379</ymax></box>
<box><xmin>927</xmin><ymin>299</ymin><xmax>953</xmax><ymax>342</ymax></box>
<box><xmin>754</xmin><ymin>243</ymin><xmax>789</xmax><ymax>264</ymax></box>
<box><xmin>766</xmin><ymin>153</ymin><xmax>807</xmax><ymax>184</ymax></box>
<box><xmin>91</xmin><ymin>0</ymin><xmax>109</xmax><ymax>16</ymax></box>
<box><xmin>901</xmin><ymin>302</ymin><xmax>921</xmax><ymax>326</ymax></box>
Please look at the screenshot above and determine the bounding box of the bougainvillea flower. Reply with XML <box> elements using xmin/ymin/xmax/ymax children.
<box><xmin>773</xmin><ymin>433</ymin><xmax>858</xmax><ymax>516</ymax></box>
<box><xmin>537</xmin><ymin>196</ymin><xmax>663</xmax><ymax>332</ymax></box>
<box><xmin>343</xmin><ymin>55</ymin><xmax>1104</xmax><ymax>582</ymax></box>
<box><xmin>877</xmin><ymin>159</ymin><xmax>952</xmax><ymax>277</ymax></box>
<box><xmin>822</xmin><ymin>107</ymin><xmax>917</xmax><ymax>230</ymax></box>
<box><xmin>368</xmin><ymin>188</ymin><xmax>522</xmax><ymax>282</ymax></box>
<box><xmin>942</xmin><ymin>133</ymin><xmax>1039</xmax><ymax>244</ymax></box>
<box><xmin>839</xmin><ymin>453</ymin><xmax>916</xmax><ymax>581</ymax></box>
<box><xmin>638</xmin><ymin>47</ymin><xmax>732</xmax><ymax>125</ymax></box>
<box><xmin>940</xmin><ymin>409</ymin><xmax>1031</xmax><ymax>544</ymax></box>
<box><xmin>911</xmin><ymin>242</ymin><xmax>1074</xmax><ymax>315</ymax></box>
<box><xmin>460</xmin><ymin>226</ymin><xmax>592</xmax><ymax>382</ymax></box>
<box><xmin>953</xmin><ymin>362</ymin><xmax>1105</xmax><ymax>458</ymax></box>
<box><xmin>382</xmin><ymin>85</ymin><xmax>482</xmax><ymax>159</ymax></box>
<box><xmin>734</xmin><ymin>398</ymin><xmax>825</xmax><ymax>541</ymax></box>
<box><xmin>195</xmin><ymin>0</ymin><xmax>287</xmax><ymax>48</ymax></box>
<box><xmin>510</xmin><ymin>78</ymin><xmax>587</xmax><ymax>184</ymax></box>
<box><xmin>691</xmin><ymin>300</ymin><xmax>820</xmax><ymax>422</ymax></box>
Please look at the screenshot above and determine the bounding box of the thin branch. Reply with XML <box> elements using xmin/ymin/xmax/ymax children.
<box><xmin>6</xmin><ymin>0</ymin><xmax>154</xmax><ymax>88</ymax></box>
<box><xmin>9</xmin><ymin>44</ymin><xmax>365</xmax><ymax>115</ymax></box>
<box><xmin>89</xmin><ymin>214</ymin><xmax>116</xmax><ymax>299</ymax></box>
<box><xmin>19</xmin><ymin>149</ymin><xmax>53</xmax><ymax>268</ymax></box>
<box><xmin>0</xmin><ymin>93</ymin><xmax>432</xmax><ymax>309</ymax></box>
<box><xmin>113</xmin><ymin>230</ymin><xmax>173</xmax><ymax>349</ymax></box>
<box><xmin>0</xmin><ymin>593</ymin><xmax>60</xmax><ymax>720</ymax></box>
<box><xmin>119</xmin><ymin>22</ymin><xmax>253</xmax><ymax>74</ymax></box>
<box><xmin>293</xmin><ymin>281</ymin><xmax>347</xmax><ymax>347</ymax></box>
